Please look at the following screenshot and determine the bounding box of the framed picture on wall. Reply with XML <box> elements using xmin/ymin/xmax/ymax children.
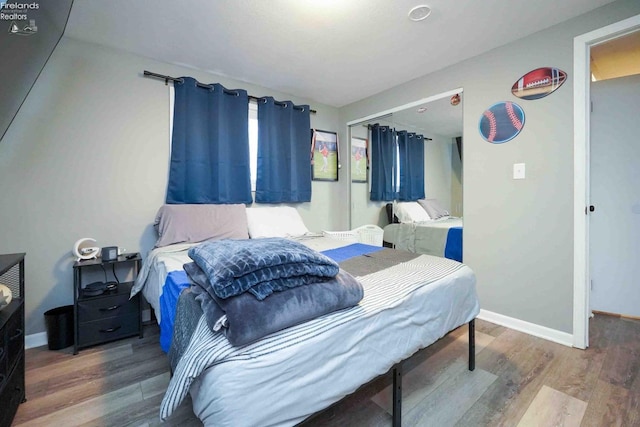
<box><xmin>351</xmin><ymin>137</ymin><xmax>368</xmax><ymax>183</ymax></box>
<box><xmin>311</xmin><ymin>129</ymin><xmax>339</xmax><ymax>181</ymax></box>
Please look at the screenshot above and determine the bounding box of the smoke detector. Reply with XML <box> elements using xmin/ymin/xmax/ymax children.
<box><xmin>408</xmin><ymin>5</ymin><xmax>431</xmax><ymax>22</ymax></box>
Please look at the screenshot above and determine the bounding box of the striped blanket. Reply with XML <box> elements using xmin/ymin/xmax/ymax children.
<box><xmin>160</xmin><ymin>249</ymin><xmax>478</xmax><ymax>423</ymax></box>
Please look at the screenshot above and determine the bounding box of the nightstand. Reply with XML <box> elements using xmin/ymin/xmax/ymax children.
<box><xmin>73</xmin><ymin>254</ymin><xmax>142</xmax><ymax>354</ymax></box>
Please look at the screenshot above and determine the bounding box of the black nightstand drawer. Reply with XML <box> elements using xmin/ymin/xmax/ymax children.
<box><xmin>0</xmin><ymin>346</ymin><xmax>6</xmax><ymax>391</ymax></box>
<box><xmin>5</xmin><ymin>303</ymin><xmax>24</xmax><ymax>371</ymax></box>
<box><xmin>78</xmin><ymin>293</ymin><xmax>138</xmax><ymax>322</ymax></box>
<box><xmin>78</xmin><ymin>313</ymin><xmax>140</xmax><ymax>347</ymax></box>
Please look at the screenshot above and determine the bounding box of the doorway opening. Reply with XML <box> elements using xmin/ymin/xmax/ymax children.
<box><xmin>573</xmin><ymin>13</ymin><xmax>640</xmax><ymax>349</ymax></box>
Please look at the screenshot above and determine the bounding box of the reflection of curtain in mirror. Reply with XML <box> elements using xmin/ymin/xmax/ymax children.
<box><xmin>397</xmin><ymin>132</ymin><xmax>425</xmax><ymax>201</ymax></box>
<box><xmin>369</xmin><ymin>124</ymin><xmax>397</xmax><ymax>201</ymax></box>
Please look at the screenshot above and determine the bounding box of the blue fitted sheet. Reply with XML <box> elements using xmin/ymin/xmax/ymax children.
<box><xmin>444</xmin><ymin>226</ymin><xmax>463</xmax><ymax>262</ymax></box>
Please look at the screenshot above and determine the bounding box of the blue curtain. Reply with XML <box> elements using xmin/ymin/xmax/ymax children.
<box><xmin>397</xmin><ymin>132</ymin><xmax>425</xmax><ymax>201</ymax></box>
<box><xmin>167</xmin><ymin>77</ymin><xmax>252</xmax><ymax>204</ymax></box>
<box><xmin>370</xmin><ymin>124</ymin><xmax>397</xmax><ymax>201</ymax></box>
<box><xmin>255</xmin><ymin>97</ymin><xmax>311</xmax><ymax>203</ymax></box>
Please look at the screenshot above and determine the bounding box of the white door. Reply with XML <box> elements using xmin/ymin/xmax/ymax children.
<box><xmin>590</xmin><ymin>73</ymin><xmax>640</xmax><ymax>316</ymax></box>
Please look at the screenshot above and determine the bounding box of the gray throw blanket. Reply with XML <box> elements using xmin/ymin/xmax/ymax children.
<box><xmin>188</xmin><ymin>238</ymin><xmax>340</xmax><ymax>300</ymax></box>
<box><xmin>184</xmin><ymin>261</ymin><xmax>364</xmax><ymax>347</ymax></box>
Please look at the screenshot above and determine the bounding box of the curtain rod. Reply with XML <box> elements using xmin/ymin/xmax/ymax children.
<box><xmin>363</xmin><ymin>123</ymin><xmax>432</xmax><ymax>141</ymax></box>
<box><xmin>143</xmin><ymin>70</ymin><xmax>317</xmax><ymax>114</ymax></box>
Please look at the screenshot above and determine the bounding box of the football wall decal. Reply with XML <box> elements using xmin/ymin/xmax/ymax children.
<box><xmin>512</xmin><ymin>67</ymin><xmax>567</xmax><ymax>100</ymax></box>
<box><xmin>479</xmin><ymin>101</ymin><xmax>525</xmax><ymax>144</ymax></box>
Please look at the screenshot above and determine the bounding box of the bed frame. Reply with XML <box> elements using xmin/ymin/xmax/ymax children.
<box><xmin>390</xmin><ymin>319</ymin><xmax>475</xmax><ymax>427</ymax></box>
<box><xmin>305</xmin><ymin>319</ymin><xmax>476</xmax><ymax>426</ymax></box>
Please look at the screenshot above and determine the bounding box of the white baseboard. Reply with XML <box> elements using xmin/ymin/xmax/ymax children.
<box><xmin>478</xmin><ymin>309</ymin><xmax>574</xmax><ymax>348</ymax></box>
<box><xmin>25</xmin><ymin>332</ymin><xmax>48</xmax><ymax>349</ymax></box>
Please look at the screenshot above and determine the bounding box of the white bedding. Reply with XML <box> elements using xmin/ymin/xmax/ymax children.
<box><xmin>133</xmin><ymin>237</ymin><xmax>479</xmax><ymax>426</ymax></box>
<box><xmin>189</xmin><ymin>254</ymin><xmax>478</xmax><ymax>426</ymax></box>
<box><xmin>132</xmin><ymin>243</ymin><xmax>198</xmax><ymax>323</ymax></box>
<box><xmin>384</xmin><ymin>217</ymin><xmax>463</xmax><ymax>256</ymax></box>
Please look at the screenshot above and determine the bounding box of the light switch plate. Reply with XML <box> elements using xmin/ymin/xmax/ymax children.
<box><xmin>513</xmin><ymin>163</ymin><xmax>525</xmax><ymax>179</ymax></box>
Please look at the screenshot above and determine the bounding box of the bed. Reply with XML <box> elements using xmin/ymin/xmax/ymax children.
<box><xmin>131</xmin><ymin>204</ymin><xmax>479</xmax><ymax>426</ymax></box>
<box><xmin>383</xmin><ymin>201</ymin><xmax>463</xmax><ymax>262</ymax></box>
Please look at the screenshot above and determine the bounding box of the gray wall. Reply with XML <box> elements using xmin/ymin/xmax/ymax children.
<box><xmin>0</xmin><ymin>37</ymin><xmax>343</xmax><ymax>335</ymax></box>
<box><xmin>340</xmin><ymin>0</ymin><xmax>640</xmax><ymax>334</ymax></box>
<box><xmin>424</xmin><ymin>135</ymin><xmax>453</xmax><ymax>212</ymax></box>
<box><xmin>451</xmin><ymin>138</ymin><xmax>463</xmax><ymax>217</ymax></box>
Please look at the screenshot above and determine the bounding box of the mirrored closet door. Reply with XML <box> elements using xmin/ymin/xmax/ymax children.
<box><xmin>347</xmin><ymin>90</ymin><xmax>463</xmax><ymax>229</ymax></box>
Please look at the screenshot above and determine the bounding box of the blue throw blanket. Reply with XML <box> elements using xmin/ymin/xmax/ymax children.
<box><xmin>188</xmin><ymin>238</ymin><xmax>340</xmax><ymax>300</ymax></box>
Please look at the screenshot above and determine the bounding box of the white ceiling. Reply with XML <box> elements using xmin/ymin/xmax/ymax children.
<box><xmin>64</xmin><ymin>0</ymin><xmax>616</xmax><ymax>107</ymax></box>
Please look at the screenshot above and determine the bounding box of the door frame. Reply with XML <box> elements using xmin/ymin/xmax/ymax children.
<box><xmin>573</xmin><ymin>13</ymin><xmax>640</xmax><ymax>349</ymax></box>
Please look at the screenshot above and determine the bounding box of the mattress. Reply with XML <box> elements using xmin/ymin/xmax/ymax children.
<box><xmin>132</xmin><ymin>242</ymin><xmax>199</xmax><ymax>324</ymax></box>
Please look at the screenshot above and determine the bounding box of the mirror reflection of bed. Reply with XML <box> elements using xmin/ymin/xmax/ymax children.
<box><xmin>348</xmin><ymin>90</ymin><xmax>463</xmax><ymax>261</ymax></box>
<box><xmin>384</xmin><ymin>200</ymin><xmax>463</xmax><ymax>262</ymax></box>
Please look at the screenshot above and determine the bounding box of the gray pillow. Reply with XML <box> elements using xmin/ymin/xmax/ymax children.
<box><xmin>154</xmin><ymin>204</ymin><xmax>249</xmax><ymax>248</ymax></box>
<box><xmin>417</xmin><ymin>199</ymin><xmax>449</xmax><ymax>219</ymax></box>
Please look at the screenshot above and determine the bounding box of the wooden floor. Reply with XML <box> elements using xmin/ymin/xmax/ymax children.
<box><xmin>12</xmin><ymin>314</ymin><xmax>640</xmax><ymax>426</ymax></box>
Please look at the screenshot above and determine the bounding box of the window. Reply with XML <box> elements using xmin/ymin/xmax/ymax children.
<box><xmin>249</xmin><ymin>102</ymin><xmax>258</xmax><ymax>191</ymax></box>
<box><xmin>169</xmin><ymin>87</ymin><xmax>300</xmax><ymax>198</ymax></box>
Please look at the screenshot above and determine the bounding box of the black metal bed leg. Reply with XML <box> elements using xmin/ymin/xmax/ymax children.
<box><xmin>468</xmin><ymin>319</ymin><xmax>476</xmax><ymax>371</ymax></box>
<box><xmin>392</xmin><ymin>364</ymin><xmax>402</xmax><ymax>427</ymax></box>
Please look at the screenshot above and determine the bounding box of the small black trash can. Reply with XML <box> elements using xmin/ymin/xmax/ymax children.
<box><xmin>44</xmin><ymin>305</ymin><xmax>74</xmax><ymax>350</ymax></box>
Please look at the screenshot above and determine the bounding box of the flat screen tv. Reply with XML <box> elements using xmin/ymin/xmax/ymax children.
<box><xmin>0</xmin><ymin>0</ymin><xmax>73</xmax><ymax>143</ymax></box>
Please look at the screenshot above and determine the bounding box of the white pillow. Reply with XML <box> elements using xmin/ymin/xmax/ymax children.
<box><xmin>394</xmin><ymin>201</ymin><xmax>431</xmax><ymax>223</ymax></box>
<box><xmin>245</xmin><ymin>207</ymin><xmax>310</xmax><ymax>238</ymax></box>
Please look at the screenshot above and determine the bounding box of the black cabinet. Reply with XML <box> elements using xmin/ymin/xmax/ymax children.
<box><xmin>0</xmin><ymin>253</ymin><xmax>25</xmax><ymax>427</ymax></box>
<box><xmin>73</xmin><ymin>254</ymin><xmax>142</xmax><ymax>354</ymax></box>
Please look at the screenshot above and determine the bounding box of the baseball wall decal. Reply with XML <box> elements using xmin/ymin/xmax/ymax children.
<box><xmin>512</xmin><ymin>67</ymin><xmax>567</xmax><ymax>100</ymax></box>
<box><xmin>478</xmin><ymin>101</ymin><xmax>525</xmax><ymax>144</ymax></box>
